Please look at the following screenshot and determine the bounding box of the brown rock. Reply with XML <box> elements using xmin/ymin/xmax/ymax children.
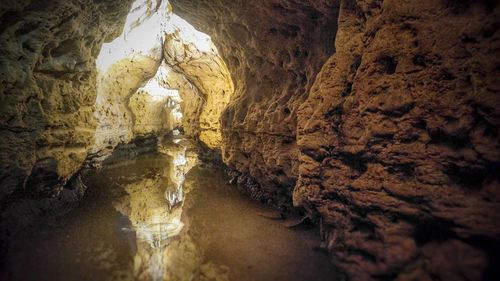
<box><xmin>0</xmin><ymin>0</ymin><xmax>499</xmax><ymax>279</ymax></box>
<box><xmin>0</xmin><ymin>0</ymin><xmax>134</xmax><ymax>200</ymax></box>
<box><xmin>172</xmin><ymin>0</ymin><xmax>500</xmax><ymax>279</ymax></box>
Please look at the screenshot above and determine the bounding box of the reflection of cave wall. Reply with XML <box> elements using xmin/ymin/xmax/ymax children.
<box><xmin>1</xmin><ymin>0</ymin><xmax>500</xmax><ymax>280</ymax></box>
<box><xmin>172</xmin><ymin>1</ymin><xmax>500</xmax><ymax>280</ymax></box>
<box><xmin>0</xmin><ymin>0</ymin><xmax>233</xmax><ymax>238</ymax></box>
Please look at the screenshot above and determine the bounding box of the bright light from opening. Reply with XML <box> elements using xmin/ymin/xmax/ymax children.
<box><xmin>164</xmin><ymin>14</ymin><xmax>214</xmax><ymax>53</ymax></box>
<box><xmin>96</xmin><ymin>0</ymin><xmax>216</xmax><ymax>74</ymax></box>
<box><xmin>172</xmin><ymin>107</ymin><xmax>183</xmax><ymax>121</ymax></box>
<box><xmin>96</xmin><ymin>0</ymin><xmax>169</xmax><ymax>73</ymax></box>
<box><xmin>141</xmin><ymin>78</ymin><xmax>180</xmax><ymax>101</ymax></box>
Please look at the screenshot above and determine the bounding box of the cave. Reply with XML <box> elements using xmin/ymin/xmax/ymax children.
<box><xmin>0</xmin><ymin>0</ymin><xmax>499</xmax><ymax>280</ymax></box>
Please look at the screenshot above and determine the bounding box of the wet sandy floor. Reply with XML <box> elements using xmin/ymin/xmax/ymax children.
<box><xmin>4</xmin><ymin>139</ymin><xmax>340</xmax><ymax>281</ymax></box>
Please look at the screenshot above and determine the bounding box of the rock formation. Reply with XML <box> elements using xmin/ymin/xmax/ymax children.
<box><xmin>91</xmin><ymin>0</ymin><xmax>165</xmax><ymax>160</ymax></box>
<box><xmin>172</xmin><ymin>0</ymin><xmax>500</xmax><ymax>280</ymax></box>
<box><xmin>0</xmin><ymin>0</ymin><xmax>133</xmax><ymax>199</ymax></box>
<box><xmin>0</xmin><ymin>0</ymin><xmax>233</xmax><ymax>243</ymax></box>
<box><xmin>1</xmin><ymin>0</ymin><xmax>499</xmax><ymax>280</ymax></box>
<box><xmin>162</xmin><ymin>15</ymin><xmax>234</xmax><ymax>148</ymax></box>
<box><xmin>296</xmin><ymin>1</ymin><xmax>500</xmax><ymax>280</ymax></box>
<box><xmin>0</xmin><ymin>0</ymin><xmax>135</xmax><ymax>238</ymax></box>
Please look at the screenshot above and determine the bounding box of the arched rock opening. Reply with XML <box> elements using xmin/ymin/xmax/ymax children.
<box><xmin>92</xmin><ymin>0</ymin><xmax>234</xmax><ymax>161</ymax></box>
<box><xmin>0</xmin><ymin>0</ymin><xmax>234</xmax><ymax>244</ymax></box>
<box><xmin>0</xmin><ymin>0</ymin><xmax>499</xmax><ymax>280</ymax></box>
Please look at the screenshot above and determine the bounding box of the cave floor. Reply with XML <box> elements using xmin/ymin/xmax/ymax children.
<box><xmin>4</xmin><ymin>138</ymin><xmax>339</xmax><ymax>281</ymax></box>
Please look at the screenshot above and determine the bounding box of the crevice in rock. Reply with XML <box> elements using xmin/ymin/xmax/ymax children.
<box><xmin>0</xmin><ymin>0</ymin><xmax>499</xmax><ymax>280</ymax></box>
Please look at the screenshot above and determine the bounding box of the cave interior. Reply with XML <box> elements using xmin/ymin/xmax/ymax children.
<box><xmin>0</xmin><ymin>0</ymin><xmax>499</xmax><ymax>280</ymax></box>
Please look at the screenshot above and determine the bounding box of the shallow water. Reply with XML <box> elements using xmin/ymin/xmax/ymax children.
<box><xmin>5</xmin><ymin>138</ymin><xmax>339</xmax><ymax>281</ymax></box>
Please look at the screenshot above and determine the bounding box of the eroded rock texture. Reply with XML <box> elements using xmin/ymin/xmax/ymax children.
<box><xmin>297</xmin><ymin>1</ymin><xmax>500</xmax><ymax>280</ymax></box>
<box><xmin>163</xmin><ymin>16</ymin><xmax>234</xmax><ymax>148</ymax></box>
<box><xmin>1</xmin><ymin>0</ymin><xmax>499</xmax><ymax>279</ymax></box>
<box><xmin>0</xmin><ymin>0</ymin><xmax>134</xmax><ymax>204</ymax></box>
<box><xmin>0</xmin><ymin>0</ymin><xmax>235</xmax><ymax>241</ymax></box>
<box><xmin>171</xmin><ymin>0</ymin><xmax>341</xmax><ymax>202</ymax></box>
<box><xmin>90</xmin><ymin>0</ymin><xmax>167</xmax><ymax>161</ymax></box>
<box><xmin>93</xmin><ymin>6</ymin><xmax>233</xmax><ymax>160</ymax></box>
<box><xmin>172</xmin><ymin>0</ymin><xmax>500</xmax><ymax>279</ymax></box>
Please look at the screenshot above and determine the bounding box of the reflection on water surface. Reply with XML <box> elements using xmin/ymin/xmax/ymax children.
<box><xmin>112</xmin><ymin>138</ymin><xmax>200</xmax><ymax>281</ymax></box>
<box><xmin>5</xmin><ymin>137</ymin><xmax>339</xmax><ymax>281</ymax></box>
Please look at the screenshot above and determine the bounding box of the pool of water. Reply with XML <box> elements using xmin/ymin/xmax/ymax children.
<box><xmin>4</xmin><ymin>138</ymin><xmax>339</xmax><ymax>281</ymax></box>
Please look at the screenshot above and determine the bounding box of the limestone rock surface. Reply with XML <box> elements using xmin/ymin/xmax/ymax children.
<box><xmin>296</xmin><ymin>1</ymin><xmax>500</xmax><ymax>279</ymax></box>
<box><xmin>93</xmin><ymin>7</ymin><xmax>234</xmax><ymax>160</ymax></box>
<box><xmin>172</xmin><ymin>0</ymin><xmax>500</xmax><ymax>279</ymax></box>
<box><xmin>1</xmin><ymin>0</ymin><xmax>499</xmax><ymax>279</ymax></box>
<box><xmin>0</xmin><ymin>0</ymin><xmax>133</xmax><ymax>200</ymax></box>
<box><xmin>171</xmin><ymin>0</ymin><xmax>341</xmax><ymax>200</ymax></box>
<box><xmin>162</xmin><ymin>15</ymin><xmax>234</xmax><ymax>148</ymax></box>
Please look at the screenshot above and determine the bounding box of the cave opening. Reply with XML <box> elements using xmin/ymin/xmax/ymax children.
<box><xmin>1</xmin><ymin>0</ymin><xmax>340</xmax><ymax>280</ymax></box>
<box><xmin>92</xmin><ymin>0</ymin><xmax>234</xmax><ymax>159</ymax></box>
<box><xmin>1</xmin><ymin>0</ymin><xmax>499</xmax><ymax>280</ymax></box>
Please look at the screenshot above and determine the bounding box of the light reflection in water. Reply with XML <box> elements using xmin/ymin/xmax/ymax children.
<box><xmin>5</xmin><ymin>137</ymin><xmax>337</xmax><ymax>281</ymax></box>
<box><xmin>112</xmin><ymin>138</ymin><xmax>198</xmax><ymax>281</ymax></box>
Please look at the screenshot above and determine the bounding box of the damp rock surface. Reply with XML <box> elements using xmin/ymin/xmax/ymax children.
<box><xmin>171</xmin><ymin>0</ymin><xmax>500</xmax><ymax>280</ymax></box>
<box><xmin>171</xmin><ymin>0</ymin><xmax>341</xmax><ymax>197</ymax></box>
<box><xmin>296</xmin><ymin>1</ymin><xmax>500</xmax><ymax>280</ymax></box>
<box><xmin>0</xmin><ymin>0</ymin><xmax>134</xmax><ymax>200</ymax></box>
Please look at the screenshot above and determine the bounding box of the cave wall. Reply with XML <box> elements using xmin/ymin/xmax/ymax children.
<box><xmin>0</xmin><ymin>0</ymin><xmax>134</xmax><ymax>201</ymax></box>
<box><xmin>171</xmin><ymin>0</ymin><xmax>341</xmax><ymax>201</ymax></box>
<box><xmin>172</xmin><ymin>0</ymin><xmax>500</xmax><ymax>279</ymax></box>
<box><xmin>162</xmin><ymin>17</ymin><xmax>234</xmax><ymax>148</ymax></box>
<box><xmin>1</xmin><ymin>0</ymin><xmax>499</xmax><ymax>279</ymax></box>
<box><xmin>297</xmin><ymin>1</ymin><xmax>500</xmax><ymax>280</ymax></box>
<box><xmin>93</xmin><ymin>7</ymin><xmax>234</xmax><ymax>160</ymax></box>
<box><xmin>90</xmin><ymin>0</ymin><xmax>166</xmax><ymax>162</ymax></box>
<box><xmin>129</xmin><ymin>74</ymin><xmax>174</xmax><ymax>138</ymax></box>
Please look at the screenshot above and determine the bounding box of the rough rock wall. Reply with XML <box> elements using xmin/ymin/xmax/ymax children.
<box><xmin>0</xmin><ymin>0</ymin><xmax>133</xmax><ymax>201</ymax></box>
<box><xmin>296</xmin><ymin>1</ymin><xmax>500</xmax><ymax>280</ymax></box>
<box><xmin>94</xmin><ymin>7</ymin><xmax>234</xmax><ymax>157</ymax></box>
<box><xmin>1</xmin><ymin>0</ymin><xmax>498</xmax><ymax>279</ymax></box>
<box><xmin>90</xmin><ymin>0</ymin><xmax>165</xmax><ymax>161</ymax></box>
<box><xmin>171</xmin><ymin>0</ymin><xmax>341</xmax><ymax>201</ymax></box>
<box><xmin>164</xmin><ymin>67</ymin><xmax>204</xmax><ymax>137</ymax></box>
<box><xmin>172</xmin><ymin>0</ymin><xmax>500</xmax><ymax>279</ymax></box>
<box><xmin>92</xmin><ymin>54</ymin><xmax>161</xmax><ymax>160</ymax></box>
<box><xmin>162</xmin><ymin>16</ymin><xmax>234</xmax><ymax>148</ymax></box>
